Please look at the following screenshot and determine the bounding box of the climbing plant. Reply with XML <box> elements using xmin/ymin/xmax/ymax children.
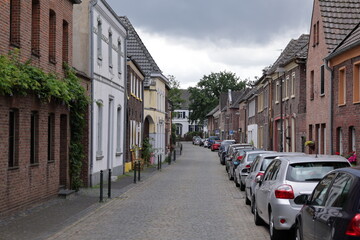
<box><xmin>0</xmin><ymin>51</ymin><xmax>89</xmax><ymax>190</ymax></box>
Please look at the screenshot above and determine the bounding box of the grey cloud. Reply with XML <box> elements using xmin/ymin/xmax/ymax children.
<box><xmin>108</xmin><ymin>0</ymin><xmax>313</xmax><ymax>45</ymax></box>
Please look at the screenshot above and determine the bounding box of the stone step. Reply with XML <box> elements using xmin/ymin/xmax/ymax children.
<box><xmin>58</xmin><ymin>189</ymin><xmax>76</xmax><ymax>199</ymax></box>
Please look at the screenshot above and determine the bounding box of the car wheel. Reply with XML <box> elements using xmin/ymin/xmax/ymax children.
<box><xmin>294</xmin><ymin>221</ymin><xmax>302</xmax><ymax>240</ymax></box>
<box><xmin>239</xmin><ymin>179</ymin><xmax>245</xmax><ymax>191</ymax></box>
<box><xmin>234</xmin><ymin>173</ymin><xmax>240</xmax><ymax>187</ymax></box>
<box><xmin>269</xmin><ymin>210</ymin><xmax>282</xmax><ymax>240</ymax></box>
<box><xmin>245</xmin><ymin>191</ymin><xmax>251</xmax><ymax>205</ymax></box>
<box><xmin>253</xmin><ymin>201</ymin><xmax>263</xmax><ymax>226</ymax></box>
<box><xmin>228</xmin><ymin>168</ymin><xmax>233</xmax><ymax>180</ymax></box>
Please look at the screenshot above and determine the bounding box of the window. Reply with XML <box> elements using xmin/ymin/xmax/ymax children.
<box><xmin>353</xmin><ymin>62</ymin><xmax>360</xmax><ymax>103</ymax></box>
<box><xmin>8</xmin><ymin>109</ymin><xmax>19</xmax><ymax>168</ymax></box>
<box><xmin>291</xmin><ymin>73</ymin><xmax>295</xmax><ymax>97</ymax></box>
<box><xmin>326</xmin><ymin>173</ymin><xmax>353</xmax><ymax>208</ymax></box>
<box><xmin>97</xmin><ymin>102</ymin><xmax>103</xmax><ymax>158</ymax></box>
<box><xmin>108</xmin><ymin>30</ymin><xmax>113</xmax><ymax>70</ymax></box>
<box><xmin>10</xmin><ymin>0</ymin><xmax>21</xmax><ymax>46</ymax></box>
<box><xmin>258</xmin><ymin>92</ymin><xmax>264</xmax><ymax>112</ymax></box>
<box><xmin>309</xmin><ymin>173</ymin><xmax>336</xmax><ymax>206</ymax></box>
<box><xmin>116</xmin><ymin>106</ymin><xmax>121</xmax><ymax>153</ymax></box>
<box><xmin>31</xmin><ymin>0</ymin><xmax>40</xmax><ymax>56</ymax></box>
<box><xmin>97</xmin><ymin>18</ymin><xmax>102</xmax><ymax>60</ymax></box>
<box><xmin>48</xmin><ymin>113</ymin><xmax>55</xmax><ymax>162</ymax></box>
<box><xmin>275</xmin><ymin>81</ymin><xmax>280</xmax><ymax>104</ymax></box>
<box><xmin>284</xmin><ymin>75</ymin><xmax>289</xmax><ymax>99</ymax></box>
<box><xmin>30</xmin><ymin>111</ymin><xmax>39</xmax><ymax>165</ymax></box>
<box><xmin>338</xmin><ymin>67</ymin><xmax>346</xmax><ymax>105</ymax></box>
<box><xmin>118</xmin><ymin>40</ymin><xmax>122</xmax><ymax>75</ymax></box>
<box><xmin>49</xmin><ymin>10</ymin><xmax>56</xmax><ymax>63</ymax></box>
<box><xmin>349</xmin><ymin>126</ymin><xmax>356</xmax><ymax>153</ymax></box>
<box><xmin>320</xmin><ymin>65</ymin><xmax>325</xmax><ymax>95</ymax></box>
<box><xmin>248</xmin><ymin>100</ymin><xmax>255</xmax><ymax>117</ymax></box>
<box><xmin>62</xmin><ymin>20</ymin><xmax>69</xmax><ymax>64</ymax></box>
<box><xmin>313</xmin><ymin>21</ymin><xmax>319</xmax><ymax>46</ymax></box>
<box><xmin>310</xmin><ymin>70</ymin><xmax>314</xmax><ymax>100</ymax></box>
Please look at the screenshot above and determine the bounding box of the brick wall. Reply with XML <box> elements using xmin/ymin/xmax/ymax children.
<box><xmin>0</xmin><ymin>95</ymin><xmax>69</xmax><ymax>214</ymax></box>
<box><xmin>332</xmin><ymin>56</ymin><xmax>360</xmax><ymax>155</ymax></box>
<box><xmin>0</xmin><ymin>0</ymin><xmax>78</xmax><ymax>214</ymax></box>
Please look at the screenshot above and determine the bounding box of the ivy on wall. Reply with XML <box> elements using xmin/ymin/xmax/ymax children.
<box><xmin>0</xmin><ymin>51</ymin><xmax>89</xmax><ymax>190</ymax></box>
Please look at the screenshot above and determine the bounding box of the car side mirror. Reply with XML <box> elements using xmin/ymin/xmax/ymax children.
<box><xmin>255</xmin><ymin>175</ymin><xmax>263</xmax><ymax>184</ymax></box>
<box><xmin>294</xmin><ymin>194</ymin><xmax>310</xmax><ymax>205</ymax></box>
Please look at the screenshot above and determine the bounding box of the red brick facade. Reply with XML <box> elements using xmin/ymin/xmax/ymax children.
<box><xmin>0</xmin><ymin>0</ymin><xmax>79</xmax><ymax>214</ymax></box>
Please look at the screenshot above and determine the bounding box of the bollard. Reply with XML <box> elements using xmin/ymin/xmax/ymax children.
<box><xmin>157</xmin><ymin>155</ymin><xmax>160</xmax><ymax>170</ymax></box>
<box><xmin>108</xmin><ymin>169</ymin><xmax>112</xmax><ymax>199</ymax></box>
<box><xmin>160</xmin><ymin>155</ymin><xmax>162</xmax><ymax>170</ymax></box>
<box><xmin>168</xmin><ymin>153</ymin><xmax>171</xmax><ymax>165</ymax></box>
<box><xmin>138</xmin><ymin>162</ymin><xmax>141</xmax><ymax>181</ymax></box>
<box><xmin>180</xmin><ymin>144</ymin><xmax>182</xmax><ymax>155</ymax></box>
<box><xmin>133</xmin><ymin>163</ymin><xmax>137</xmax><ymax>184</ymax></box>
<box><xmin>99</xmin><ymin>170</ymin><xmax>104</xmax><ymax>202</ymax></box>
<box><xmin>173</xmin><ymin>150</ymin><xmax>176</xmax><ymax>162</ymax></box>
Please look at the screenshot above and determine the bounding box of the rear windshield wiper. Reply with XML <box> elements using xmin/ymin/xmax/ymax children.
<box><xmin>304</xmin><ymin>178</ymin><xmax>322</xmax><ymax>181</ymax></box>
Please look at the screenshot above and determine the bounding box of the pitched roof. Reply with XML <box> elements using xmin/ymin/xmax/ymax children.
<box><xmin>118</xmin><ymin>16</ymin><xmax>162</xmax><ymax>85</ymax></box>
<box><xmin>327</xmin><ymin>21</ymin><xmax>360</xmax><ymax>59</ymax></box>
<box><xmin>267</xmin><ymin>34</ymin><xmax>309</xmax><ymax>74</ymax></box>
<box><xmin>319</xmin><ymin>0</ymin><xmax>360</xmax><ymax>52</ymax></box>
<box><xmin>230</xmin><ymin>89</ymin><xmax>251</xmax><ymax>108</ymax></box>
<box><xmin>206</xmin><ymin>105</ymin><xmax>219</xmax><ymax>117</ymax></box>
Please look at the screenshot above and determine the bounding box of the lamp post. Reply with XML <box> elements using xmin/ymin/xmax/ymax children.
<box><xmin>276</xmin><ymin>67</ymin><xmax>285</xmax><ymax>152</ymax></box>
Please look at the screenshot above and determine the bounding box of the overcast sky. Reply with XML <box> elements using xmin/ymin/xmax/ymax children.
<box><xmin>107</xmin><ymin>0</ymin><xmax>313</xmax><ymax>88</ymax></box>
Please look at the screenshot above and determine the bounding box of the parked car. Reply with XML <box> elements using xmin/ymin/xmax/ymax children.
<box><xmin>211</xmin><ymin>140</ymin><xmax>222</xmax><ymax>151</ymax></box>
<box><xmin>234</xmin><ymin>150</ymin><xmax>275</xmax><ymax>190</ymax></box>
<box><xmin>225</xmin><ymin>144</ymin><xmax>254</xmax><ymax>178</ymax></box>
<box><xmin>227</xmin><ymin>147</ymin><xmax>258</xmax><ymax>182</ymax></box>
<box><xmin>193</xmin><ymin>137</ymin><xmax>202</xmax><ymax>145</ymax></box>
<box><xmin>295</xmin><ymin>167</ymin><xmax>360</xmax><ymax>240</ymax></box>
<box><xmin>253</xmin><ymin>155</ymin><xmax>350</xmax><ymax>240</ymax></box>
<box><xmin>207</xmin><ymin>136</ymin><xmax>220</xmax><ymax>148</ymax></box>
<box><xmin>192</xmin><ymin>136</ymin><xmax>200</xmax><ymax>145</ymax></box>
<box><xmin>245</xmin><ymin>152</ymin><xmax>306</xmax><ymax>208</ymax></box>
<box><xmin>203</xmin><ymin>139</ymin><xmax>209</xmax><ymax>148</ymax></box>
<box><xmin>218</xmin><ymin>140</ymin><xmax>236</xmax><ymax>165</ymax></box>
<box><xmin>199</xmin><ymin>138</ymin><xmax>205</xmax><ymax>146</ymax></box>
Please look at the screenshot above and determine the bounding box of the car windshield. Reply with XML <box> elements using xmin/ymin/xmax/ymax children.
<box><xmin>247</xmin><ymin>153</ymin><xmax>262</xmax><ymax>162</ymax></box>
<box><xmin>261</xmin><ymin>157</ymin><xmax>276</xmax><ymax>171</ymax></box>
<box><xmin>286</xmin><ymin>162</ymin><xmax>350</xmax><ymax>182</ymax></box>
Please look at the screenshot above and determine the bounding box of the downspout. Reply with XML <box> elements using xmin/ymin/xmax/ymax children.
<box><xmin>325</xmin><ymin>59</ymin><xmax>333</xmax><ymax>154</ymax></box>
<box><xmin>89</xmin><ymin>0</ymin><xmax>97</xmax><ymax>187</ymax></box>
<box><xmin>122</xmin><ymin>31</ymin><xmax>128</xmax><ymax>175</ymax></box>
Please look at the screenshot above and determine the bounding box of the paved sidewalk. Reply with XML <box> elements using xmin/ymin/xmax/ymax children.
<box><xmin>0</xmin><ymin>155</ymin><xmax>175</xmax><ymax>240</ymax></box>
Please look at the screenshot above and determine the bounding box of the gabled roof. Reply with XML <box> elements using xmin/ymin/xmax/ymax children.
<box><xmin>267</xmin><ymin>34</ymin><xmax>309</xmax><ymax>74</ymax></box>
<box><xmin>242</xmin><ymin>88</ymin><xmax>257</xmax><ymax>103</ymax></box>
<box><xmin>206</xmin><ymin>105</ymin><xmax>219</xmax><ymax>117</ymax></box>
<box><xmin>319</xmin><ymin>0</ymin><xmax>360</xmax><ymax>52</ymax></box>
<box><xmin>327</xmin><ymin>21</ymin><xmax>360</xmax><ymax>59</ymax></box>
<box><xmin>230</xmin><ymin>89</ymin><xmax>251</xmax><ymax>108</ymax></box>
<box><xmin>118</xmin><ymin>16</ymin><xmax>162</xmax><ymax>85</ymax></box>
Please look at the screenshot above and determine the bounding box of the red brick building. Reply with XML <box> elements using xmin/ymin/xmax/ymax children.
<box><xmin>0</xmin><ymin>0</ymin><xmax>81</xmax><ymax>214</ymax></box>
<box><xmin>327</xmin><ymin>23</ymin><xmax>360</xmax><ymax>157</ymax></box>
<box><xmin>306</xmin><ymin>0</ymin><xmax>360</xmax><ymax>154</ymax></box>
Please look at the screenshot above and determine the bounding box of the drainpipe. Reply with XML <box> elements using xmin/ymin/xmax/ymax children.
<box><xmin>89</xmin><ymin>0</ymin><xmax>98</xmax><ymax>187</ymax></box>
<box><xmin>325</xmin><ymin>59</ymin><xmax>333</xmax><ymax>154</ymax></box>
<box><xmin>122</xmin><ymin>31</ymin><xmax>128</xmax><ymax>175</ymax></box>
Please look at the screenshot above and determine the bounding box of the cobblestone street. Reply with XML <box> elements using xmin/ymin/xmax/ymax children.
<box><xmin>47</xmin><ymin>142</ymin><xmax>269</xmax><ymax>240</ymax></box>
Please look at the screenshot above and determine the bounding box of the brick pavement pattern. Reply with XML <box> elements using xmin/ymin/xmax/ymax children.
<box><xmin>47</xmin><ymin>142</ymin><xmax>269</xmax><ymax>240</ymax></box>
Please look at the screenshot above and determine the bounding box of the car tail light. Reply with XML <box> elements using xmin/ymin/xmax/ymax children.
<box><xmin>237</xmin><ymin>156</ymin><xmax>243</xmax><ymax>160</ymax></box>
<box><xmin>346</xmin><ymin>214</ymin><xmax>360</xmax><ymax>236</ymax></box>
<box><xmin>245</xmin><ymin>164</ymin><xmax>251</xmax><ymax>168</ymax></box>
<box><xmin>275</xmin><ymin>184</ymin><xmax>294</xmax><ymax>199</ymax></box>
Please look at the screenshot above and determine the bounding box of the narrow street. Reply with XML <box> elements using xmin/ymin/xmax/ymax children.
<box><xmin>47</xmin><ymin>142</ymin><xmax>269</xmax><ymax>240</ymax></box>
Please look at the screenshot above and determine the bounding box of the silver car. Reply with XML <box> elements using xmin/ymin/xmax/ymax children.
<box><xmin>244</xmin><ymin>152</ymin><xmax>306</xmax><ymax>208</ymax></box>
<box><xmin>234</xmin><ymin>150</ymin><xmax>274</xmax><ymax>190</ymax></box>
<box><xmin>253</xmin><ymin>155</ymin><xmax>350</xmax><ymax>240</ymax></box>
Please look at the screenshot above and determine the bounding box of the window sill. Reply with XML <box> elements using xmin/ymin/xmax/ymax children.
<box><xmin>320</xmin><ymin>93</ymin><xmax>325</xmax><ymax>97</ymax></box>
<box><xmin>116</xmin><ymin>152</ymin><xmax>122</xmax><ymax>157</ymax></box>
<box><xmin>96</xmin><ymin>155</ymin><xmax>104</xmax><ymax>160</ymax></box>
<box><xmin>31</xmin><ymin>50</ymin><xmax>40</xmax><ymax>58</ymax></box>
<box><xmin>8</xmin><ymin>166</ymin><xmax>19</xmax><ymax>171</ymax></box>
<box><xmin>291</xmin><ymin>95</ymin><xmax>295</xmax><ymax>99</ymax></box>
<box><xmin>10</xmin><ymin>42</ymin><xmax>20</xmax><ymax>48</ymax></box>
<box><xmin>47</xmin><ymin>160</ymin><xmax>55</xmax><ymax>164</ymax></box>
<box><xmin>353</xmin><ymin>101</ymin><xmax>360</xmax><ymax>105</ymax></box>
<box><xmin>30</xmin><ymin>163</ymin><xmax>39</xmax><ymax>167</ymax></box>
<box><xmin>49</xmin><ymin>59</ymin><xmax>57</xmax><ymax>65</ymax></box>
<box><xmin>338</xmin><ymin>103</ymin><xmax>346</xmax><ymax>107</ymax></box>
<box><xmin>275</xmin><ymin>101</ymin><xmax>279</xmax><ymax>104</ymax></box>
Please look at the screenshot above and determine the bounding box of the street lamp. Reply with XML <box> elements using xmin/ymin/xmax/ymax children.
<box><xmin>276</xmin><ymin>66</ymin><xmax>285</xmax><ymax>152</ymax></box>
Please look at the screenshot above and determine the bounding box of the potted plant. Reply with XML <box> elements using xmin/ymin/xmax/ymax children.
<box><xmin>142</xmin><ymin>138</ymin><xmax>154</xmax><ymax>166</ymax></box>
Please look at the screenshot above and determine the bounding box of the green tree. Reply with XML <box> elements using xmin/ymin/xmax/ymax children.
<box><xmin>188</xmin><ymin>71</ymin><xmax>246</xmax><ymax>123</ymax></box>
<box><xmin>167</xmin><ymin>75</ymin><xmax>185</xmax><ymax>110</ymax></box>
